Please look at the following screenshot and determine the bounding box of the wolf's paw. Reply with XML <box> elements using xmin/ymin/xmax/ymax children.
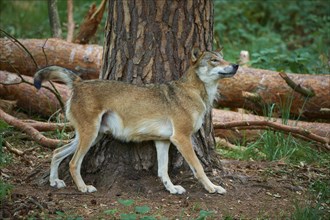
<box><xmin>207</xmin><ymin>185</ymin><xmax>226</xmax><ymax>194</ymax></box>
<box><xmin>50</xmin><ymin>179</ymin><xmax>66</xmax><ymax>189</ymax></box>
<box><xmin>169</xmin><ymin>185</ymin><xmax>186</xmax><ymax>194</ymax></box>
<box><xmin>78</xmin><ymin>185</ymin><xmax>97</xmax><ymax>193</ymax></box>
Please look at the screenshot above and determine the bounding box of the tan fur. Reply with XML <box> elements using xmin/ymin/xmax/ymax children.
<box><xmin>34</xmin><ymin>48</ymin><xmax>238</xmax><ymax>194</ymax></box>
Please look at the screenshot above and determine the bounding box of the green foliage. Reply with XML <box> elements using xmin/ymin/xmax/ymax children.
<box><xmin>196</xmin><ymin>210</ymin><xmax>214</xmax><ymax>220</ymax></box>
<box><xmin>120</xmin><ymin>213</ymin><xmax>137</xmax><ymax>220</ymax></box>
<box><xmin>0</xmin><ymin>0</ymin><xmax>105</xmax><ymax>44</ymax></box>
<box><xmin>0</xmin><ymin>120</ymin><xmax>12</xmax><ymax>167</ymax></box>
<box><xmin>54</xmin><ymin>211</ymin><xmax>83</xmax><ymax>220</ymax></box>
<box><xmin>0</xmin><ymin>180</ymin><xmax>12</xmax><ymax>204</ymax></box>
<box><xmin>214</xmin><ymin>0</ymin><xmax>330</xmax><ymax>74</ymax></box>
<box><xmin>104</xmin><ymin>199</ymin><xmax>157</xmax><ymax>220</ymax></box>
<box><xmin>290</xmin><ymin>200</ymin><xmax>329</xmax><ymax>220</ymax></box>
<box><xmin>309</xmin><ymin>180</ymin><xmax>330</xmax><ymax>205</ymax></box>
<box><xmin>118</xmin><ymin>198</ymin><xmax>135</xmax><ymax>207</ymax></box>
<box><xmin>104</xmin><ymin>208</ymin><xmax>118</xmax><ymax>215</ymax></box>
<box><xmin>135</xmin><ymin>205</ymin><xmax>151</xmax><ymax>214</ymax></box>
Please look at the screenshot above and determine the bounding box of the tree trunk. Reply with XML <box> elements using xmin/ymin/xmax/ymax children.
<box><xmin>47</xmin><ymin>0</ymin><xmax>62</xmax><ymax>38</ymax></box>
<box><xmin>81</xmin><ymin>0</ymin><xmax>219</xmax><ymax>188</ymax></box>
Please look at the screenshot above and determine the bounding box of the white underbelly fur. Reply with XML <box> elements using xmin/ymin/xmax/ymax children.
<box><xmin>99</xmin><ymin>111</ymin><xmax>173</xmax><ymax>142</ymax></box>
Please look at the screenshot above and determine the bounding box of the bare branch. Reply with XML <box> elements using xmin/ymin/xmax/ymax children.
<box><xmin>279</xmin><ymin>72</ymin><xmax>315</xmax><ymax>97</ymax></box>
<box><xmin>214</xmin><ymin>120</ymin><xmax>330</xmax><ymax>151</ymax></box>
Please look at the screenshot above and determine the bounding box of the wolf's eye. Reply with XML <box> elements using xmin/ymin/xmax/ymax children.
<box><xmin>211</xmin><ymin>59</ymin><xmax>218</xmax><ymax>62</ymax></box>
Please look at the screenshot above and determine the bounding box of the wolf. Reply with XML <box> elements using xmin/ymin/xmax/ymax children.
<box><xmin>34</xmin><ymin>48</ymin><xmax>238</xmax><ymax>194</ymax></box>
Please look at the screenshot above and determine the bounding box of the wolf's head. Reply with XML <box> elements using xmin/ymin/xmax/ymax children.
<box><xmin>191</xmin><ymin>48</ymin><xmax>238</xmax><ymax>84</ymax></box>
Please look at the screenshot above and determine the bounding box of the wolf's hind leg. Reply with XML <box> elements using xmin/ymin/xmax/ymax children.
<box><xmin>155</xmin><ymin>140</ymin><xmax>186</xmax><ymax>194</ymax></box>
<box><xmin>50</xmin><ymin>133</ymin><xmax>103</xmax><ymax>189</ymax></box>
<box><xmin>50</xmin><ymin>136</ymin><xmax>78</xmax><ymax>188</ymax></box>
<box><xmin>69</xmin><ymin>126</ymin><xmax>101</xmax><ymax>193</ymax></box>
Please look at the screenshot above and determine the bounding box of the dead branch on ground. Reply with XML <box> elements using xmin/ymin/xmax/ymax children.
<box><xmin>214</xmin><ymin>120</ymin><xmax>330</xmax><ymax>151</ymax></box>
<box><xmin>4</xmin><ymin>141</ymin><xmax>34</xmax><ymax>165</ymax></box>
<box><xmin>0</xmin><ymin>108</ymin><xmax>69</xmax><ymax>149</ymax></box>
<box><xmin>22</xmin><ymin>120</ymin><xmax>73</xmax><ymax>132</ymax></box>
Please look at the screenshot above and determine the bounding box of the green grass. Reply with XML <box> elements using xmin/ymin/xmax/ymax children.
<box><xmin>218</xmin><ymin>130</ymin><xmax>329</xmax><ymax>167</ymax></box>
<box><xmin>290</xmin><ymin>179</ymin><xmax>330</xmax><ymax>220</ymax></box>
<box><xmin>0</xmin><ymin>120</ymin><xmax>12</xmax><ymax>167</ymax></box>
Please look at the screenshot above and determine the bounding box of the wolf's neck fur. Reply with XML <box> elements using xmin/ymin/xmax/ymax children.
<box><xmin>181</xmin><ymin>67</ymin><xmax>219</xmax><ymax>108</ymax></box>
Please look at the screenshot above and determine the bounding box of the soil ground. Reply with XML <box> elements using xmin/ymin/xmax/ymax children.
<box><xmin>2</xmin><ymin>141</ymin><xmax>328</xmax><ymax>220</ymax></box>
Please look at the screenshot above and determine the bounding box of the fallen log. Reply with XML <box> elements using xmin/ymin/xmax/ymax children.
<box><xmin>218</xmin><ymin>67</ymin><xmax>330</xmax><ymax>120</ymax></box>
<box><xmin>0</xmin><ymin>71</ymin><xmax>69</xmax><ymax>117</ymax></box>
<box><xmin>0</xmin><ymin>38</ymin><xmax>102</xmax><ymax>80</ymax></box>
<box><xmin>1</xmin><ymin>71</ymin><xmax>328</xmax><ymax>146</ymax></box>
<box><xmin>1</xmin><ymin>38</ymin><xmax>329</xmax><ymax>120</ymax></box>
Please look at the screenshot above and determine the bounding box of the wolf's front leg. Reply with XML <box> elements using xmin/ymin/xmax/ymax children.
<box><xmin>170</xmin><ymin>135</ymin><xmax>226</xmax><ymax>194</ymax></box>
<box><xmin>155</xmin><ymin>141</ymin><xmax>186</xmax><ymax>194</ymax></box>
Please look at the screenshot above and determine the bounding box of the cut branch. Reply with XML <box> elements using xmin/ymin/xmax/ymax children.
<box><xmin>74</xmin><ymin>0</ymin><xmax>107</xmax><ymax>44</ymax></box>
<box><xmin>279</xmin><ymin>72</ymin><xmax>315</xmax><ymax>97</ymax></box>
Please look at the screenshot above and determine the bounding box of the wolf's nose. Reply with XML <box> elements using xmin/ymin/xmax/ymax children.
<box><xmin>232</xmin><ymin>64</ymin><xmax>239</xmax><ymax>69</ymax></box>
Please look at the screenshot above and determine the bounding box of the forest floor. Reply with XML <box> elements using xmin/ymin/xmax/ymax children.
<box><xmin>1</xmin><ymin>139</ymin><xmax>329</xmax><ymax>220</ymax></box>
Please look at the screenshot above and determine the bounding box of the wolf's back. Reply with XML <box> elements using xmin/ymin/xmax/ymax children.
<box><xmin>34</xmin><ymin>66</ymin><xmax>82</xmax><ymax>90</ymax></box>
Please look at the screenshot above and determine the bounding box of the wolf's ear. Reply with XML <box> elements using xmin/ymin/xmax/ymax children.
<box><xmin>215</xmin><ymin>46</ymin><xmax>224</xmax><ymax>53</ymax></box>
<box><xmin>191</xmin><ymin>48</ymin><xmax>202</xmax><ymax>62</ymax></box>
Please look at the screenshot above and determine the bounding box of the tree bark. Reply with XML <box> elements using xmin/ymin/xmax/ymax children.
<box><xmin>81</xmin><ymin>0</ymin><xmax>219</xmax><ymax>188</ymax></box>
<box><xmin>48</xmin><ymin>0</ymin><xmax>62</xmax><ymax>38</ymax></box>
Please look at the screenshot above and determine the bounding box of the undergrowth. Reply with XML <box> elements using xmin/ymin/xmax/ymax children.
<box><xmin>0</xmin><ymin>120</ymin><xmax>13</xmax><ymax>204</ymax></box>
<box><xmin>214</xmin><ymin>0</ymin><xmax>330</xmax><ymax>74</ymax></box>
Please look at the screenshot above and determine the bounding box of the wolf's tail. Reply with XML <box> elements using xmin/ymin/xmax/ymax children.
<box><xmin>34</xmin><ymin>66</ymin><xmax>82</xmax><ymax>90</ymax></box>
